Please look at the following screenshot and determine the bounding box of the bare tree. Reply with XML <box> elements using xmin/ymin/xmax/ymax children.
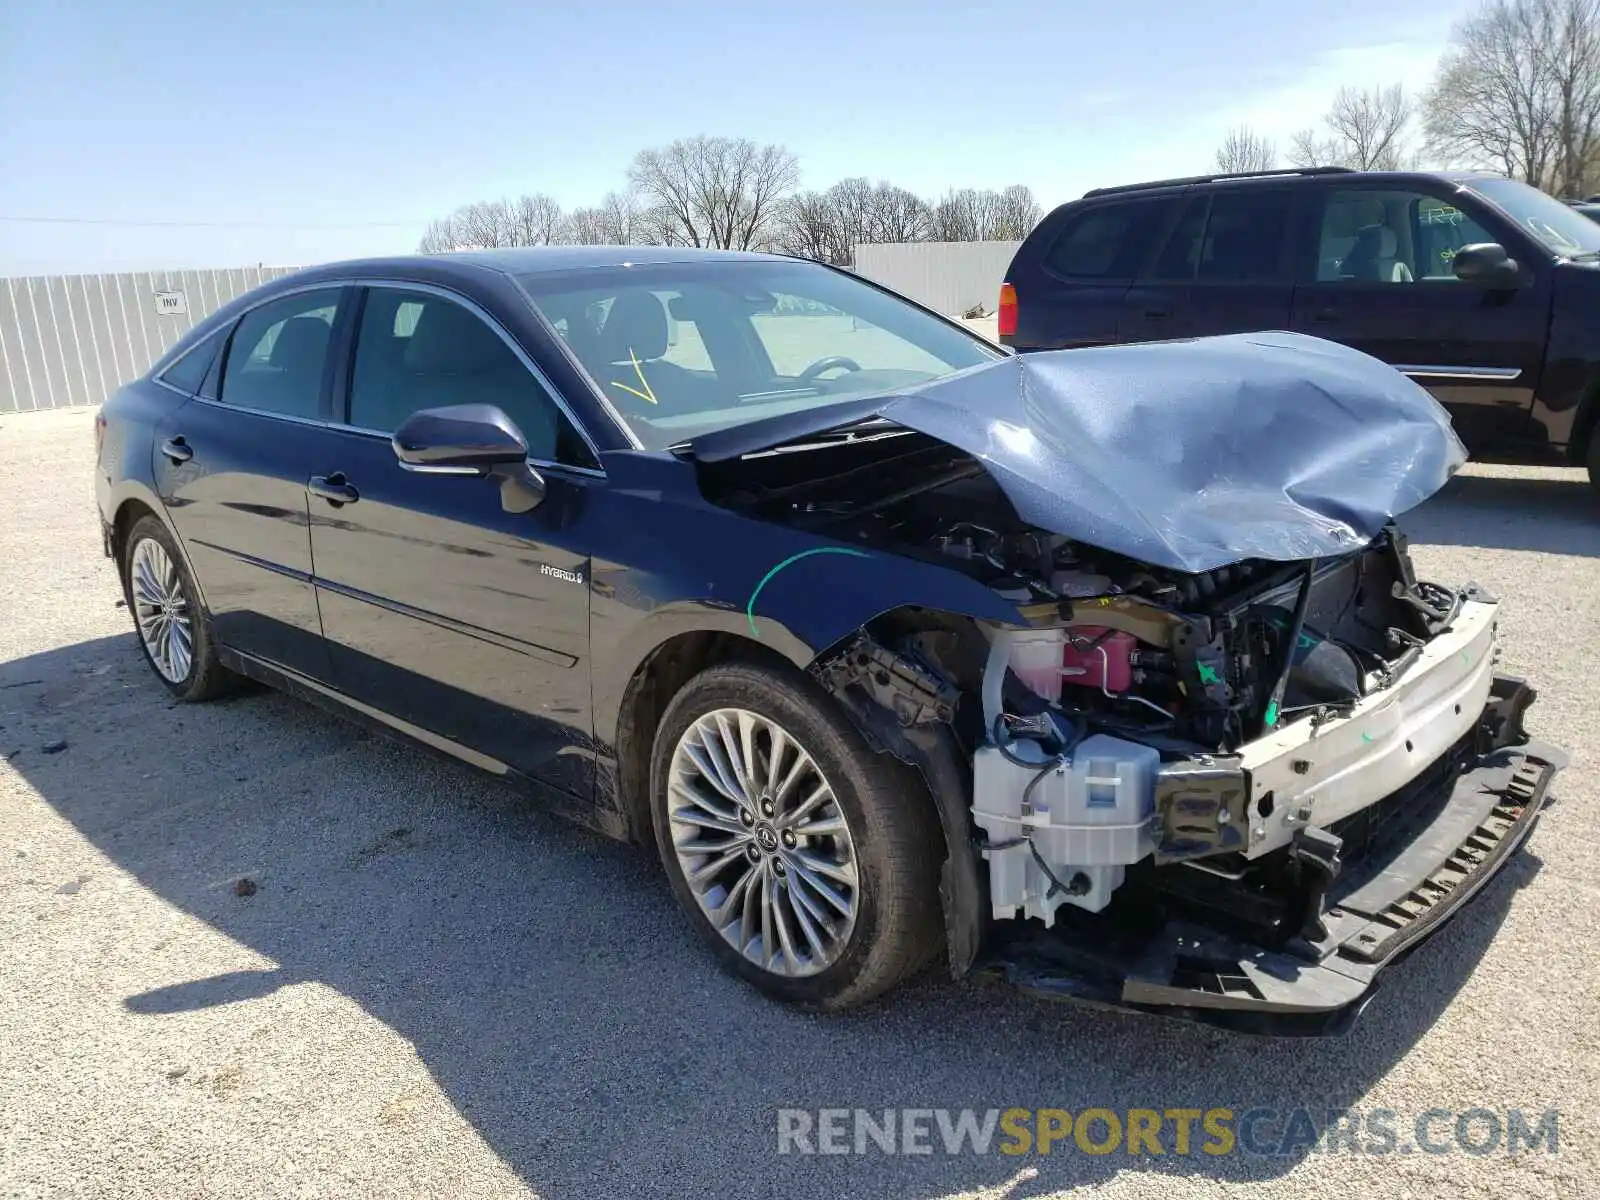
<box><xmin>1216</xmin><ymin>125</ymin><xmax>1277</xmax><ymax>172</ymax></box>
<box><xmin>565</xmin><ymin>206</ymin><xmax>609</xmax><ymax>245</ymax></box>
<box><xmin>1425</xmin><ymin>0</ymin><xmax>1600</xmax><ymax>195</ymax></box>
<box><xmin>627</xmin><ymin>135</ymin><xmax>799</xmax><ymax>249</ymax></box>
<box><xmin>927</xmin><ymin>187</ymin><xmax>1038</xmax><ymax>241</ymax></box>
<box><xmin>507</xmin><ymin>193</ymin><xmax>565</xmax><ymax>245</ymax></box>
<box><xmin>991</xmin><ymin>185</ymin><xmax>1042</xmax><ymax>238</ymax></box>
<box><xmin>871</xmin><ymin>185</ymin><xmax>934</xmax><ymax>242</ymax></box>
<box><xmin>598</xmin><ymin>189</ymin><xmax>648</xmax><ymax>242</ymax></box>
<box><xmin>1288</xmin><ymin>128</ymin><xmax>1343</xmax><ymax>168</ymax></box>
<box><xmin>932</xmin><ymin>188</ymin><xmax>999</xmax><ymax>241</ymax></box>
<box><xmin>455</xmin><ymin>201</ymin><xmax>516</xmax><ymax>248</ymax></box>
<box><xmin>1327</xmin><ymin>84</ymin><xmax>1414</xmax><ymax>169</ymax></box>
<box><xmin>418</xmin><ymin>217</ymin><xmax>464</xmax><ymax>254</ymax></box>
<box><xmin>774</xmin><ymin>191</ymin><xmax>839</xmax><ymax>262</ymax></box>
<box><xmin>775</xmin><ymin>178</ymin><xmax>943</xmax><ymax>264</ymax></box>
<box><xmin>1287</xmin><ymin>85</ymin><xmax>1414</xmax><ymax>170</ymax></box>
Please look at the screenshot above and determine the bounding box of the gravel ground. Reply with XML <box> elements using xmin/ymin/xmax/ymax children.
<box><xmin>2</xmin><ymin>406</ymin><xmax>1597</xmax><ymax>1200</ymax></box>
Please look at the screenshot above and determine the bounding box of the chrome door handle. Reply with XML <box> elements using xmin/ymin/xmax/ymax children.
<box><xmin>308</xmin><ymin>473</ymin><xmax>359</xmax><ymax>505</ymax></box>
<box><xmin>159</xmin><ymin>436</ymin><xmax>193</xmax><ymax>464</ymax></box>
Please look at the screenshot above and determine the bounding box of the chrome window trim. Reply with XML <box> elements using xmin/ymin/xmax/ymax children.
<box><xmin>187</xmin><ymin>393</ymin><xmax>344</xmax><ymax>430</ymax></box>
<box><xmin>1395</xmin><ymin>364</ymin><xmax>1523</xmax><ymax>381</ymax></box>
<box><xmin>349</xmin><ymin>278</ymin><xmax>608</xmax><ymax>471</ymax></box>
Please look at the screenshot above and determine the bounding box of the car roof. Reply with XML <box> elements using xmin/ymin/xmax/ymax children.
<box><xmin>283</xmin><ymin>245</ymin><xmax>794</xmax><ymax>282</ymax></box>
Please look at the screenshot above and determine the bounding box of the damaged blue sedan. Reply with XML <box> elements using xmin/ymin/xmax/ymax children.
<box><xmin>93</xmin><ymin>246</ymin><xmax>1566</xmax><ymax>1034</ymax></box>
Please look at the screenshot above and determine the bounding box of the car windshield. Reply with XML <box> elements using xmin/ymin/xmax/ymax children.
<box><xmin>1466</xmin><ymin>177</ymin><xmax>1600</xmax><ymax>257</ymax></box>
<box><xmin>516</xmin><ymin>259</ymin><xmax>999</xmax><ymax>450</ymax></box>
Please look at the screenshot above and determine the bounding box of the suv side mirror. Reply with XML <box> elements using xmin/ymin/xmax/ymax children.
<box><xmin>1452</xmin><ymin>243</ymin><xmax>1521</xmax><ymax>288</ymax></box>
<box><xmin>392</xmin><ymin>403</ymin><xmax>545</xmax><ymax>512</ymax></box>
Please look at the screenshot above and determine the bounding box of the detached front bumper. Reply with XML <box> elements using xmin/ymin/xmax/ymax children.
<box><xmin>985</xmin><ymin>678</ymin><xmax>1566</xmax><ymax>1035</ymax></box>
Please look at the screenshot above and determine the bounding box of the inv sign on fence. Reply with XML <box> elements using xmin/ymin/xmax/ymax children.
<box><xmin>153</xmin><ymin>291</ymin><xmax>188</xmax><ymax>316</ymax></box>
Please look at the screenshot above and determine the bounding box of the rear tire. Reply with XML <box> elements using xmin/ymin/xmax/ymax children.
<box><xmin>649</xmin><ymin>660</ymin><xmax>942</xmax><ymax>1010</ymax></box>
<box><xmin>1587</xmin><ymin>425</ymin><xmax>1600</xmax><ymax>497</ymax></box>
<box><xmin>121</xmin><ymin>515</ymin><xmax>235</xmax><ymax>702</ymax></box>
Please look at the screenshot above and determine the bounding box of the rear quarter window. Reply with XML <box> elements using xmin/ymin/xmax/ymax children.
<box><xmin>1041</xmin><ymin>200</ymin><xmax>1170</xmax><ymax>280</ymax></box>
<box><xmin>156</xmin><ymin>329</ymin><xmax>225</xmax><ymax>394</ymax></box>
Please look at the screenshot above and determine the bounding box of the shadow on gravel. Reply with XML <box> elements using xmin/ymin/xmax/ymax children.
<box><xmin>1401</xmin><ymin>469</ymin><xmax>1600</xmax><ymax>557</ymax></box>
<box><xmin>2</xmin><ymin>633</ymin><xmax>1544</xmax><ymax>1199</ymax></box>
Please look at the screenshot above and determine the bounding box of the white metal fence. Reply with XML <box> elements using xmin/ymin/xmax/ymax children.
<box><xmin>0</xmin><ymin>266</ymin><xmax>302</xmax><ymax>414</ymax></box>
<box><xmin>853</xmin><ymin>240</ymin><xmax>1022</xmax><ymax>317</ymax></box>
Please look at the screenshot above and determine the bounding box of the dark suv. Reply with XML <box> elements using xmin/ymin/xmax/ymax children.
<box><xmin>1000</xmin><ymin>167</ymin><xmax>1600</xmax><ymax>492</ymax></box>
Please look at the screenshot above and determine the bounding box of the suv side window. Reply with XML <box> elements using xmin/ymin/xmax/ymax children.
<box><xmin>347</xmin><ymin>287</ymin><xmax>598</xmax><ymax>469</ymax></box>
<box><xmin>1145</xmin><ymin>191</ymin><xmax>1293</xmax><ymax>282</ymax></box>
<box><xmin>219</xmin><ymin>289</ymin><xmax>342</xmax><ymax>418</ymax></box>
<box><xmin>1313</xmin><ymin>188</ymin><xmax>1495</xmax><ymax>283</ymax></box>
<box><xmin>1198</xmin><ymin>190</ymin><xmax>1293</xmax><ymax>281</ymax></box>
<box><xmin>1148</xmin><ymin>197</ymin><xmax>1209</xmax><ymax>280</ymax></box>
<box><xmin>1043</xmin><ymin>200</ymin><xmax>1169</xmax><ymax>280</ymax></box>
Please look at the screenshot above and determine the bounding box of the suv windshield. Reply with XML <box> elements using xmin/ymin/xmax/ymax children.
<box><xmin>517</xmin><ymin>259</ymin><xmax>998</xmax><ymax>450</ymax></box>
<box><xmin>1467</xmin><ymin>177</ymin><xmax>1600</xmax><ymax>257</ymax></box>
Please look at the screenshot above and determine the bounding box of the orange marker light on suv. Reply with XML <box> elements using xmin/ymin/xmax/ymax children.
<box><xmin>997</xmin><ymin>282</ymin><xmax>1017</xmax><ymax>339</ymax></box>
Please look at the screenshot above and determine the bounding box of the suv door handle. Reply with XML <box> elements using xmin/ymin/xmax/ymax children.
<box><xmin>1310</xmin><ymin>307</ymin><xmax>1340</xmax><ymax>323</ymax></box>
<box><xmin>159</xmin><ymin>436</ymin><xmax>193</xmax><ymax>464</ymax></box>
<box><xmin>308</xmin><ymin>473</ymin><xmax>360</xmax><ymax>506</ymax></box>
<box><xmin>1143</xmin><ymin>307</ymin><xmax>1172</xmax><ymax>319</ymax></box>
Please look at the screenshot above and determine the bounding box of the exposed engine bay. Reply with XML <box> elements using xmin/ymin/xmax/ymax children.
<box><xmin>700</xmin><ymin>428</ymin><xmax>1565</xmax><ymax>1032</ymax></box>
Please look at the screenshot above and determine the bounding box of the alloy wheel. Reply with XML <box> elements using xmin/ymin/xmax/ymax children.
<box><xmin>130</xmin><ymin>537</ymin><xmax>193</xmax><ymax>684</ymax></box>
<box><xmin>666</xmin><ymin>708</ymin><xmax>860</xmax><ymax>977</ymax></box>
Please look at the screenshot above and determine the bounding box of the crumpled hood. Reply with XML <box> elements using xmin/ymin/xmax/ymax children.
<box><xmin>688</xmin><ymin>331</ymin><xmax>1465</xmax><ymax>574</ymax></box>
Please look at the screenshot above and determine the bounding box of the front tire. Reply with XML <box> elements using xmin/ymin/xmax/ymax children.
<box><xmin>121</xmin><ymin>515</ymin><xmax>234</xmax><ymax>702</ymax></box>
<box><xmin>649</xmin><ymin>660</ymin><xmax>942</xmax><ymax>1010</ymax></box>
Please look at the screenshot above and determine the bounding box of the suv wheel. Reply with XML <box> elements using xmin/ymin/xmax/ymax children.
<box><xmin>1588</xmin><ymin>424</ymin><xmax>1600</xmax><ymax>497</ymax></box>
<box><xmin>121</xmin><ymin>515</ymin><xmax>235</xmax><ymax>701</ymax></box>
<box><xmin>649</xmin><ymin>660</ymin><xmax>942</xmax><ymax>1010</ymax></box>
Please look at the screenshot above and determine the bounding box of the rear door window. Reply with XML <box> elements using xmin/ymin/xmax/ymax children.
<box><xmin>1146</xmin><ymin>196</ymin><xmax>1209</xmax><ymax>280</ymax></box>
<box><xmin>1043</xmin><ymin>200</ymin><xmax>1169</xmax><ymax>280</ymax></box>
<box><xmin>219</xmin><ymin>289</ymin><xmax>342</xmax><ymax>418</ymax></box>
<box><xmin>1196</xmin><ymin>190</ymin><xmax>1293</xmax><ymax>281</ymax></box>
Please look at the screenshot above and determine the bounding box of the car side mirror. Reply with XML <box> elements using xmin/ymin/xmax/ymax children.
<box><xmin>1452</xmin><ymin>243</ymin><xmax>1521</xmax><ymax>288</ymax></box>
<box><xmin>391</xmin><ymin>403</ymin><xmax>546</xmax><ymax>512</ymax></box>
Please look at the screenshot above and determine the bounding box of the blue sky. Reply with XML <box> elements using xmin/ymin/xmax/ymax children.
<box><xmin>1</xmin><ymin>0</ymin><xmax>1478</xmax><ymax>274</ymax></box>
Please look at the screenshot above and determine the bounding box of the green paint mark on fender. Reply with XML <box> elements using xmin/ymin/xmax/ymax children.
<box><xmin>746</xmin><ymin>547</ymin><xmax>872</xmax><ymax>637</ymax></box>
<box><xmin>1197</xmin><ymin>663</ymin><xmax>1222</xmax><ymax>686</ymax></box>
<box><xmin>1264</xmin><ymin>701</ymin><xmax>1279</xmax><ymax>727</ymax></box>
<box><xmin>1361</xmin><ymin>732</ymin><xmax>1376</xmax><ymax>743</ymax></box>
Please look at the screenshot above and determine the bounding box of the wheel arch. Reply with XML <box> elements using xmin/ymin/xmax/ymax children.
<box><xmin>611</xmin><ymin>627</ymin><xmax>803</xmax><ymax>848</ymax></box>
<box><xmin>606</xmin><ymin>605</ymin><xmax>989</xmax><ymax>978</ymax></box>
<box><xmin>108</xmin><ymin>488</ymin><xmax>210</xmax><ymax>610</ymax></box>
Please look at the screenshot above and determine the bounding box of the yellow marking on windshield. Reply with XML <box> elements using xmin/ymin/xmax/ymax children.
<box><xmin>609</xmin><ymin>348</ymin><xmax>659</xmax><ymax>405</ymax></box>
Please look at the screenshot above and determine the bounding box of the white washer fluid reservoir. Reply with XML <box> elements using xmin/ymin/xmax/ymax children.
<box><xmin>972</xmin><ymin>733</ymin><xmax>1161</xmax><ymax>923</ymax></box>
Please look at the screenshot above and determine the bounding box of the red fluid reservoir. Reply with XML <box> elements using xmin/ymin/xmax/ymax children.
<box><xmin>1060</xmin><ymin>627</ymin><xmax>1136</xmax><ymax>693</ymax></box>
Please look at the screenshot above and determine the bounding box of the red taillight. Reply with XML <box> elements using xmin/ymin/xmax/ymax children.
<box><xmin>997</xmin><ymin>282</ymin><xmax>1017</xmax><ymax>339</ymax></box>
